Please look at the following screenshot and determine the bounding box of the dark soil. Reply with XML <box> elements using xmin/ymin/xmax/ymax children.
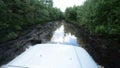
<box><xmin>0</xmin><ymin>22</ymin><xmax>56</xmax><ymax>66</ymax></box>
<box><xmin>65</xmin><ymin>21</ymin><xmax>120</xmax><ymax>68</ymax></box>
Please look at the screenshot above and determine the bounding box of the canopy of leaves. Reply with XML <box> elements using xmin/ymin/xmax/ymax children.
<box><xmin>65</xmin><ymin>0</ymin><xmax>120</xmax><ymax>35</ymax></box>
<box><xmin>0</xmin><ymin>0</ymin><xmax>63</xmax><ymax>43</ymax></box>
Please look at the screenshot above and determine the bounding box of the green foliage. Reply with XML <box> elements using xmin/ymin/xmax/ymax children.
<box><xmin>7</xmin><ymin>32</ymin><xmax>17</xmax><ymax>40</ymax></box>
<box><xmin>50</xmin><ymin>8</ymin><xmax>64</xmax><ymax>21</ymax></box>
<box><xmin>65</xmin><ymin>0</ymin><xmax>120</xmax><ymax>35</ymax></box>
<box><xmin>65</xmin><ymin>6</ymin><xmax>77</xmax><ymax>22</ymax></box>
<box><xmin>0</xmin><ymin>0</ymin><xmax>63</xmax><ymax>43</ymax></box>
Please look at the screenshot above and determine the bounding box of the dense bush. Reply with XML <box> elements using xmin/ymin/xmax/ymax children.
<box><xmin>0</xmin><ymin>0</ymin><xmax>63</xmax><ymax>43</ymax></box>
<box><xmin>65</xmin><ymin>0</ymin><xmax>120</xmax><ymax>35</ymax></box>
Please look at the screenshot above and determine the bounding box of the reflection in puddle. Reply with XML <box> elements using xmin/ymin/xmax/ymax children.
<box><xmin>51</xmin><ymin>25</ymin><xmax>64</xmax><ymax>43</ymax></box>
<box><xmin>50</xmin><ymin>24</ymin><xmax>79</xmax><ymax>46</ymax></box>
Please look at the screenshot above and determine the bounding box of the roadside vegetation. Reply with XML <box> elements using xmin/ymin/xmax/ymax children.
<box><xmin>0</xmin><ymin>0</ymin><xmax>63</xmax><ymax>43</ymax></box>
<box><xmin>65</xmin><ymin>0</ymin><xmax>120</xmax><ymax>68</ymax></box>
<box><xmin>65</xmin><ymin>0</ymin><xmax>120</xmax><ymax>35</ymax></box>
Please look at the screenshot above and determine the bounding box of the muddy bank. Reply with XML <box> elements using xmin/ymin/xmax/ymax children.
<box><xmin>65</xmin><ymin>21</ymin><xmax>120</xmax><ymax>68</ymax></box>
<box><xmin>0</xmin><ymin>22</ymin><xmax>57</xmax><ymax>66</ymax></box>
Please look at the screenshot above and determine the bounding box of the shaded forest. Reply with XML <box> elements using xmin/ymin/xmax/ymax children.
<box><xmin>0</xmin><ymin>0</ymin><xmax>63</xmax><ymax>43</ymax></box>
<box><xmin>65</xmin><ymin>0</ymin><xmax>120</xmax><ymax>35</ymax></box>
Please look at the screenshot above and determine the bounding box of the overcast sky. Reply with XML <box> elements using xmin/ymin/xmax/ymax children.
<box><xmin>53</xmin><ymin>0</ymin><xmax>86</xmax><ymax>12</ymax></box>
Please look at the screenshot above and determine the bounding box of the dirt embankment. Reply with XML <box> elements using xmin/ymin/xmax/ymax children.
<box><xmin>65</xmin><ymin>21</ymin><xmax>120</xmax><ymax>68</ymax></box>
<box><xmin>0</xmin><ymin>22</ymin><xmax>56</xmax><ymax>66</ymax></box>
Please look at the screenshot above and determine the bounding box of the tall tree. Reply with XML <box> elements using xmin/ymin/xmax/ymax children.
<box><xmin>0</xmin><ymin>0</ymin><xmax>63</xmax><ymax>43</ymax></box>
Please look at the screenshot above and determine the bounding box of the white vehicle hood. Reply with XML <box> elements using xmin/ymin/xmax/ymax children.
<box><xmin>2</xmin><ymin>44</ymin><xmax>98</xmax><ymax>68</ymax></box>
